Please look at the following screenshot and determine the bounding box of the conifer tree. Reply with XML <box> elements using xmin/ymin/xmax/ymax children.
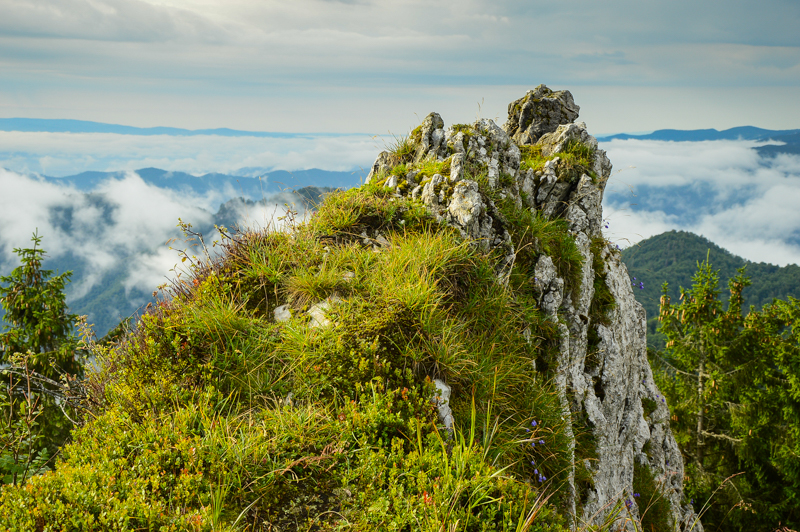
<box><xmin>0</xmin><ymin>231</ymin><xmax>82</xmax><ymax>483</ymax></box>
<box><xmin>0</xmin><ymin>231</ymin><xmax>80</xmax><ymax>378</ymax></box>
<box><xmin>655</xmin><ymin>258</ymin><xmax>800</xmax><ymax>531</ymax></box>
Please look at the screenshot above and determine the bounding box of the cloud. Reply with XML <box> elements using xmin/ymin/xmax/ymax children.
<box><xmin>0</xmin><ymin>168</ymin><xmax>213</xmax><ymax>300</ymax></box>
<box><xmin>0</xmin><ymin>0</ymin><xmax>228</xmax><ymax>43</ymax></box>
<box><xmin>0</xmin><ymin>131</ymin><xmax>379</xmax><ymax>177</ymax></box>
<box><xmin>602</xmin><ymin>140</ymin><xmax>800</xmax><ymax>266</ymax></box>
<box><xmin>2</xmin><ymin>0</ymin><xmax>799</xmax><ymax>136</ymax></box>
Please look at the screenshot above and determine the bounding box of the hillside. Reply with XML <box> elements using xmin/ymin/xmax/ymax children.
<box><xmin>621</xmin><ymin>230</ymin><xmax>800</xmax><ymax>346</ymax></box>
<box><xmin>0</xmin><ymin>86</ymin><xmax>696</xmax><ymax>531</ymax></box>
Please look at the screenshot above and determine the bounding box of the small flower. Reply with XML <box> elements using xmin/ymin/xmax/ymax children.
<box><xmin>539</xmin><ymin>439</ymin><xmax>545</xmax><ymax>445</ymax></box>
<box><xmin>633</xmin><ymin>493</ymin><xmax>640</xmax><ymax>498</ymax></box>
<box><xmin>625</xmin><ymin>499</ymin><xmax>633</xmax><ymax>509</ymax></box>
<box><xmin>531</xmin><ymin>420</ymin><xmax>538</xmax><ymax>427</ymax></box>
<box><xmin>526</xmin><ymin>428</ymin><xmax>530</xmax><ymax>432</ymax></box>
<box><xmin>530</xmin><ymin>442</ymin><xmax>536</xmax><ymax>447</ymax></box>
<box><xmin>531</xmin><ymin>460</ymin><xmax>536</xmax><ymax>466</ymax></box>
<box><xmin>534</xmin><ymin>469</ymin><xmax>538</xmax><ymax>475</ymax></box>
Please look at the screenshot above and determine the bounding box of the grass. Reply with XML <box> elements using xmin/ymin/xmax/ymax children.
<box><xmin>520</xmin><ymin>139</ymin><xmax>597</xmax><ymax>183</ymax></box>
<box><xmin>0</xmin><ymin>119</ymin><xmax>653</xmax><ymax>532</ymax></box>
<box><xmin>498</xmin><ymin>196</ymin><xmax>584</xmax><ymax>301</ymax></box>
<box><xmin>0</xmin><ymin>182</ymin><xmax>592</xmax><ymax>531</ymax></box>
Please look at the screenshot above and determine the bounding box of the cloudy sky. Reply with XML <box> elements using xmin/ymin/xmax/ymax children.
<box><xmin>602</xmin><ymin>141</ymin><xmax>800</xmax><ymax>266</ymax></box>
<box><xmin>1</xmin><ymin>0</ymin><xmax>800</xmax><ymax>297</ymax></box>
<box><xmin>1</xmin><ymin>0</ymin><xmax>799</xmax><ymax>134</ymax></box>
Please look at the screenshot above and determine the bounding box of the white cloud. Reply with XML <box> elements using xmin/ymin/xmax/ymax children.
<box><xmin>601</xmin><ymin>140</ymin><xmax>800</xmax><ymax>266</ymax></box>
<box><xmin>0</xmin><ymin>131</ymin><xmax>379</xmax><ymax>177</ymax></box>
<box><xmin>0</xmin><ymin>168</ymin><xmax>210</xmax><ymax>299</ymax></box>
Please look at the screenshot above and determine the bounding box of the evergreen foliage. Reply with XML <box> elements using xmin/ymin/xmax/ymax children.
<box><xmin>653</xmin><ymin>258</ymin><xmax>800</xmax><ymax>531</ymax></box>
<box><xmin>621</xmin><ymin>230</ymin><xmax>800</xmax><ymax>348</ymax></box>
<box><xmin>0</xmin><ymin>231</ymin><xmax>83</xmax><ymax>484</ymax></box>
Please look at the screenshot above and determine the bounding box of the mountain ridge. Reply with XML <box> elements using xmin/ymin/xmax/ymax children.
<box><xmin>597</xmin><ymin>126</ymin><xmax>800</xmax><ymax>142</ymax></box>
<box><xmin>0</xmin><ymin>117</ymin><xmax>364</xmax><ymax>138</ymax></box>
<box><xmin>621</xmin><ymin>230</ymin><xmax>800</xmax><ymax>347</ymax></box>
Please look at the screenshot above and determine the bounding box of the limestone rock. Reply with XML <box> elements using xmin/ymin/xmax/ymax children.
<box><xmin>503</xmin><ymin>84</ymin><xmax>580</xmax><ymax>145</ymax></box>
<box><xmin>365</xmin><ymin>151</ymin><xmax>395</xmax><ymax>184</ymax></box>
<box><xmin>361</xmin><ymin>87</ymin><xmax>700</xmax><ymax>530</ymax></box>
<box><xmin>274</xmin><ymin>304</ymin><xmax>292</xmax><ymax>323</ymax></box>
<box><xmin>308</xmin><ymin>296</ymin><xmax>341</xmax><ymax>328</ymax></box>
<box><xmin>432</xmin><ymin>379</ymin><xmax>454</xmax><ymax>431</ymax></box>
<box><xmin>416</xmin><ymin>112</ymin><xmax>447</xmax><ymax>161</ymax></box>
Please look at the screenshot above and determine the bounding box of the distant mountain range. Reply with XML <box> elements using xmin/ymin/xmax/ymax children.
<box><xmin>621</xmin><ymin>231</ymin><xmax>800</xmax><ymax>348</ymax></box>
<box><xmin>44</xmin><ymin>167</ymin><xmax>364</xmax><ymax>197</ymax></box>
<box><xmin>0</xmin><ymin>118</ymin><xmax>358</xmax><ymax>138</ymax></box>
<box><xmin>597</xmin><ymin>126</ymin><xmax>800</xmax><ymax>157</ymax></box>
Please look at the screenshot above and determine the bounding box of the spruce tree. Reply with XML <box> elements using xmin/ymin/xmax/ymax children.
<box><xmin>0</xmin><ymin>231</ymin><xmax>82</xmax><ymax>483</ymax></box>
<box><xmin>655</xmin><ymin>258</ymin><xmax>800</xmax><ymax>531</ymax></box>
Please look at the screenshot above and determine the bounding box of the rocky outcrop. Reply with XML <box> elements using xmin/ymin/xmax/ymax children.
<box><xmin>364</xmin><ymin>86</ymin><xmax>699</xmax><ymax>530</ymax></box>
<box><xmin>503</xmin><ymin>84</ymin><xmax>580</xmax><ymax>145</ymax></box>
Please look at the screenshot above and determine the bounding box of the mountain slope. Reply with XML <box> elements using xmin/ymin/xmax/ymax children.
<box><xmin>46</xmin><ymin>167</ymin><xmax>363</xmax><ymax>196</ymax></box>
<box><xmin>621</xmin><ymin>230</ymin><xmax>800</xmax><ymax>344</ymax></box>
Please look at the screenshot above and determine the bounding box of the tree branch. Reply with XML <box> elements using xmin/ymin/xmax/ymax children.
<box><xmin>700</xmin><ymin>430</ymin><xmax>741</xmax><ymax>444</ymax></box>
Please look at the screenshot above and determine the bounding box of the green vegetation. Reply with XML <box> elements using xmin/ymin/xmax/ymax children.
<box><xmin>0</xmin><ymin>186</ymin><xmax>584</xmax><ymax>531</ymax></box>
<box><xmin>497</xmin><ymin>197</ymin><xmax>584</xmax><ymax>302</ymax></box>
<box><xmin>631</xmin><ymin>460</ymin><xmax>671</xmax><ymax>532</ymax></box>
<box><xmin>621</xmin><ymin>230</ymin><xmax>800</xmax><ymax>349</ymax></box>
<box><xmin>520</xmin><ymin>140</ymin><xmax>597</xmax><ymax>183</ymax></box>
<box><xmin>653</xmin><ymin>258</ymin><xmax>800</xmax><ymax>531</ymax></box>
<box><xmin>0</xmin><ymin>232</ymin><xmax>84</xmax><ymax>485</ymax></box>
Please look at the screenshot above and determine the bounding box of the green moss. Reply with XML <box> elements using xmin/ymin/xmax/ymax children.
<box><xmin>642</xmin><ymin>397</ymin><xmax>658</xmax><ymax>419</ymax></box>
<box><xmin>572</xmin><ymin>410</ymin><xmax>598</xmax><ymax>516</ymax></box>
<box><xmin>633</xmin><ymin>459</ymin><xmax>673</xmax><ymax>532</ymax></box>
<box><xmin>520</xmin><ymin>140</ymin><xmax>598</xmax><ymax>184</ymax></box>
<box><xmin>451</xmin><ymin>123</ymin><xmax>473</xmax><ymax>135</ymax></box>
<box><xmin>589</xmin><ymin>237</ymin><xmax>615</xmax><ymax>328</ymax></box>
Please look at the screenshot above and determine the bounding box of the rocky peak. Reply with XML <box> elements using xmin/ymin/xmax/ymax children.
<box><xmin>503</xmin><ymin>84</ymin><xmax>581</xmax><ymax>145</ymax></box>
<box><xmin>364</xmin><ymin>85</ymin><xmax>700</xmax><ymax>530</ymax></box>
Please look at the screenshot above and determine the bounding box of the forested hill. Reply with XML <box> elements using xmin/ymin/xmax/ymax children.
<box><xmin>621</xmin><ymin>231</ymin><xmax>800</xmax><ymax>342</ymax></box>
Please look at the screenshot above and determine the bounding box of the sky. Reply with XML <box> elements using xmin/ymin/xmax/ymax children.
<box><xmin>1</xmin><ymin>0</ymin><xmax>799</xmax><ymax>134</ymax></box>
<box><xmin>1</xmin><ymin>0</ymin><xmax>800</xmax><ymax>299</ymax></box>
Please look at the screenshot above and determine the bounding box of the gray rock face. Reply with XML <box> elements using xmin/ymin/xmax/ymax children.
<box><xmin>417</xmin><ymin>112</ymin><xmax>447</xmax><ymax>161</ymax></box>
<box><xmin>364</xmin><ymin>85</ymin><xmax>700</xmax><ymax>531</ymax></box>
<box><xmin>503</xmin><ymin>84</ymin><xmax>580</xmax><ymax>145</ymax></box>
